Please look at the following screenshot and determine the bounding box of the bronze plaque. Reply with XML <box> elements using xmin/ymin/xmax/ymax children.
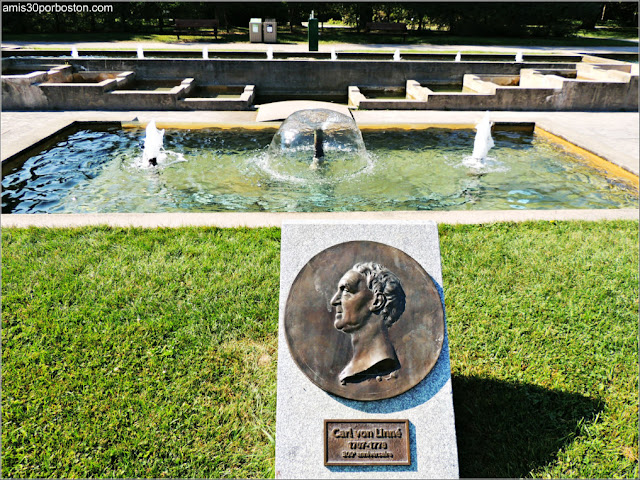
<box><xmin>324</xmin><ymin>419</ymin><xmax>410</xmax><ymax>466</ymax></box>
<box><xmin>284</xmin><ymin>241</ymin><xmax>444</xmax><ymax>401</ymax></box>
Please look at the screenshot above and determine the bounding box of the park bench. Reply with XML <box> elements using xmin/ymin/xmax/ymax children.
<box><xmin>365</xmin><ymin>22</ymin><xmax>408</xmax><ymax>41</ymax></box>
<box><xmin>175</xmin><ymin>19</ymin><xmax>219</xmax><ymax>40</ymax></box>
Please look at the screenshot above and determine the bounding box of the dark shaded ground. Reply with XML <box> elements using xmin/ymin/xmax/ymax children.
<box><xmin>452</xmin><ymin>375</ymin><xmax>603</xmax><ymax>477</ymax></box>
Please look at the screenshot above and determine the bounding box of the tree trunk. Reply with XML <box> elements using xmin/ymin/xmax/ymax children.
<box><xmin>357</xmin><ymin>4</ymin><xmax>373</xmax><ymax>32</ymax></box>
<box><xmin>54</xmin><ymin>12</ymin><xmax>62</xmax><ymax>33</ymax></box>
<box><xmin>118</xmin><ymin>4</ymin><xmax>128</xmax><ymax>33</ymax></box>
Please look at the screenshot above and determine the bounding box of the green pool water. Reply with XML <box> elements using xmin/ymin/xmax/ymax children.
<box><xmin>2</xmin><ymin>125</ymin><xmax>637</xmax><ymax>214</ymax></box>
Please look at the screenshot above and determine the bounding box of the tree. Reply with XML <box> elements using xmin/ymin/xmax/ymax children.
<box><xmin>419</xmin><ymin>2</ymin><xmax>603</xmax><ymax>37</ymax></box>
<box><xmin>601</xmin><ymin>1</ymin><xmax>638</xmax><ymax>26</ymax></box>
<box><xmin>1</xmin><ymin>1</ymin><xmax>619</xmax><ymax>37</ymax></box>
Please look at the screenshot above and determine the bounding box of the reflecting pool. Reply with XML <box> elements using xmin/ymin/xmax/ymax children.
<box><xmin>2</xmin><ymin>125</ymin><xmax>637</xmax><ymax>213</ymax></box>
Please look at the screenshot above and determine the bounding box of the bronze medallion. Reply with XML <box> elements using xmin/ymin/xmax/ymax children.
<box><xmin>284</xmin><ymin>241</ymin><xmax>445</xmax><ymax>401</ymax></box>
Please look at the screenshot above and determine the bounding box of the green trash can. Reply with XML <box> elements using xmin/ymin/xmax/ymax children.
<box><xmin>308</xmin><ymin>13</ymin><xmax>318</xmax><ymax>52</ymax></box>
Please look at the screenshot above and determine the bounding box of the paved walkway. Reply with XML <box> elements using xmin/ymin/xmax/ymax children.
<box><xmin>255</xmin><ymin>101</ymin><xmax>352</xmax><ymax>122</ymax></box>
<box><xmin>3</xmin><ymin>209</ymin><xmax>638</xmax><ymax>229</ymax></box>
<box><xmin>3</xmin><ymin>39</ymin><xmax>638</xmax><ymax>55</ymax></box>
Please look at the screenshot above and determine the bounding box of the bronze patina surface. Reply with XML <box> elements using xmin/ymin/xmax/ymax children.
<box><xmin>324</xmin><ymin>419</ymin><xmax>410</xmax><ymax>466</ymax></box>
<box><xmin>284</xmin><ymin>241</ymin><xmax>444</xmax><ymax>401</ymax></box>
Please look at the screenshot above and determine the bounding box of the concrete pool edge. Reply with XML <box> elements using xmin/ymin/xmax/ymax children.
<box><xmin>2</xmin><ymin>209</ymin><xmax>638</xmax><ymax>229</ymax></box>
<box><xmin>534</xmin><ymin>127</ymin><xmax>640</xmax><ymax>186</ymax></box>
<box><xmin>4</xmin><ymin>116</ymin><xmax>638</xmax><ymax>180</ymax></box>
<box><xmin>2</xmin><ymin>111</ymin><xmax>638</xmax><ymax>174</ymax></box>
<box><xmin>2</xmin><ymin>111</ymin><xmax>637</xmax><ymax>224</ymax></box>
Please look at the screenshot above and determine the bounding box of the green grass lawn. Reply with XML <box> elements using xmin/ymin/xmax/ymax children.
<box><xmin>2</xmin><ymin>221</ymin><xmax>638</xmax><ymax>478</ymax></box>
<box><xmin>3</xmin><ymin>26</ymin><xmax>637</xmax><ymax>48</ymax></box>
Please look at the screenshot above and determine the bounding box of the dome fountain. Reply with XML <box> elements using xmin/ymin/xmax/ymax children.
<box><xmin>261</xmin><ymin>108</ymin><xmax>372</xmax><ymax>183</ymax></box>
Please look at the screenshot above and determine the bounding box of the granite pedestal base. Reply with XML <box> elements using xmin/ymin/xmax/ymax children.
<box><xmin>275</xmin><ymin>220</ymin><xmax>459</xmax><ymax>479</ymax></box>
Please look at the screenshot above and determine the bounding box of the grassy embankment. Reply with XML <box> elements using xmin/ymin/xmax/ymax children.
<box><xmin>2</xmin><ymin>221</ymin><xmax>638</xmax><ymax>478</ymax></box>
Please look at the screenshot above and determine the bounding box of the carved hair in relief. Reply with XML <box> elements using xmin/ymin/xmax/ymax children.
<box><xmin>330</xmin><ymin>262</ymin><xmax>406</xmax><ymax>385</ymax></box>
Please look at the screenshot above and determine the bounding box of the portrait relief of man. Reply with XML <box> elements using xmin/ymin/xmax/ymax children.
<box><xmin>284</xmin><ymin>240</ymin><xmax>444</xmax><ymax>401</ymax></box>
<box><xmin>330</xmin><ymin>262</ymin><xmax>406</xmax><ymax>385</ymax></box>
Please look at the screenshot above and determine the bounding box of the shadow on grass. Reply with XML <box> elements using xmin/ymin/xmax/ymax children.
<box><xmin>4</xmin><ymin>28</ymin><xmax>635</xmax><ymax>48</ymax></box>
<box><xmin>452</xmin><ymin>375</ymin><xmax>603</xmax><ymax>478</ymax></box>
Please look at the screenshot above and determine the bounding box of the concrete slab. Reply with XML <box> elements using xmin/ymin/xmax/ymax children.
<box><xmin>1</xmin><ymin>110</ymin><xmax>260</xmax><ymax>162</ymax></box>
<box><xmin>1</xmin><ymin>114</ymin><xmax>76</xmax><ymax>161</ymax></box>
<box><xmin>535</xmin><ymin>113</ymin><xmax>640</xmax><ymax>176</ymax></box>
<box><xmin>2</xmin><ymin>40</ymin><xmax>638</xmax><ymax>55</ymax></box>
<box><xmin>353</xmin><ymin>111</ymin><xmax>640</xmax><ymax>176</ymax></box>
<box><xmin>256</xmin><ymin>101</ymin><xmax>353</xmax><ymax>122</ymax></box>
<box><xmin>2</xmin><ymin>209</ymin><xmax>637</xmax><ymax>229</ymax></box>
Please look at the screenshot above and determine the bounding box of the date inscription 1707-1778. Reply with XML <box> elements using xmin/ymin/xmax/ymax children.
<box><xmin>324</xmin><ymin>419</ymin><xmax>410</xmax><ymax>466</ymax></box>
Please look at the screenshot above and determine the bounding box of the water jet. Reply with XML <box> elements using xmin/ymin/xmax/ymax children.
<box><xmin>1</xmin><ymin>118</ymin><xmax>637</xmax><ymax>214</ymax></box>
<box><xmin>142</xmin><ymin>120</ymin><xmax>164</xmax><ymax>166</ymax></box>
<box><xmin>464</xmin><ymin>111</ymin><xmax>495</xmax><ymax>170</ymax></box>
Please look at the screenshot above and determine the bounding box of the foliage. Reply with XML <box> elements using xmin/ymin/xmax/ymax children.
<box><xmin>416</xmin><ymin>2</ymin><xmax>603</xmax><ymax>37</ymax></box>
<box><xmin>601</xmin><ymin>1</ymin><xmax>639</xmax><ymax>27</ymax></box>
<box><xmin>2</xmin><ymin>221</ymin><xmax>638</xmax><ymax>478</ymax></box>
<box><xmin>2</xmin><ymin>1</ymin><xmax>636</xmax><ymax>38</ymax></box>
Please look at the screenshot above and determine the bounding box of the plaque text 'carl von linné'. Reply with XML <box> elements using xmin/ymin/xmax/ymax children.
<box><xmin>324</xmin><ymin>420</ymin><xmax>410</xmax><ymax>466</ymax></box>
